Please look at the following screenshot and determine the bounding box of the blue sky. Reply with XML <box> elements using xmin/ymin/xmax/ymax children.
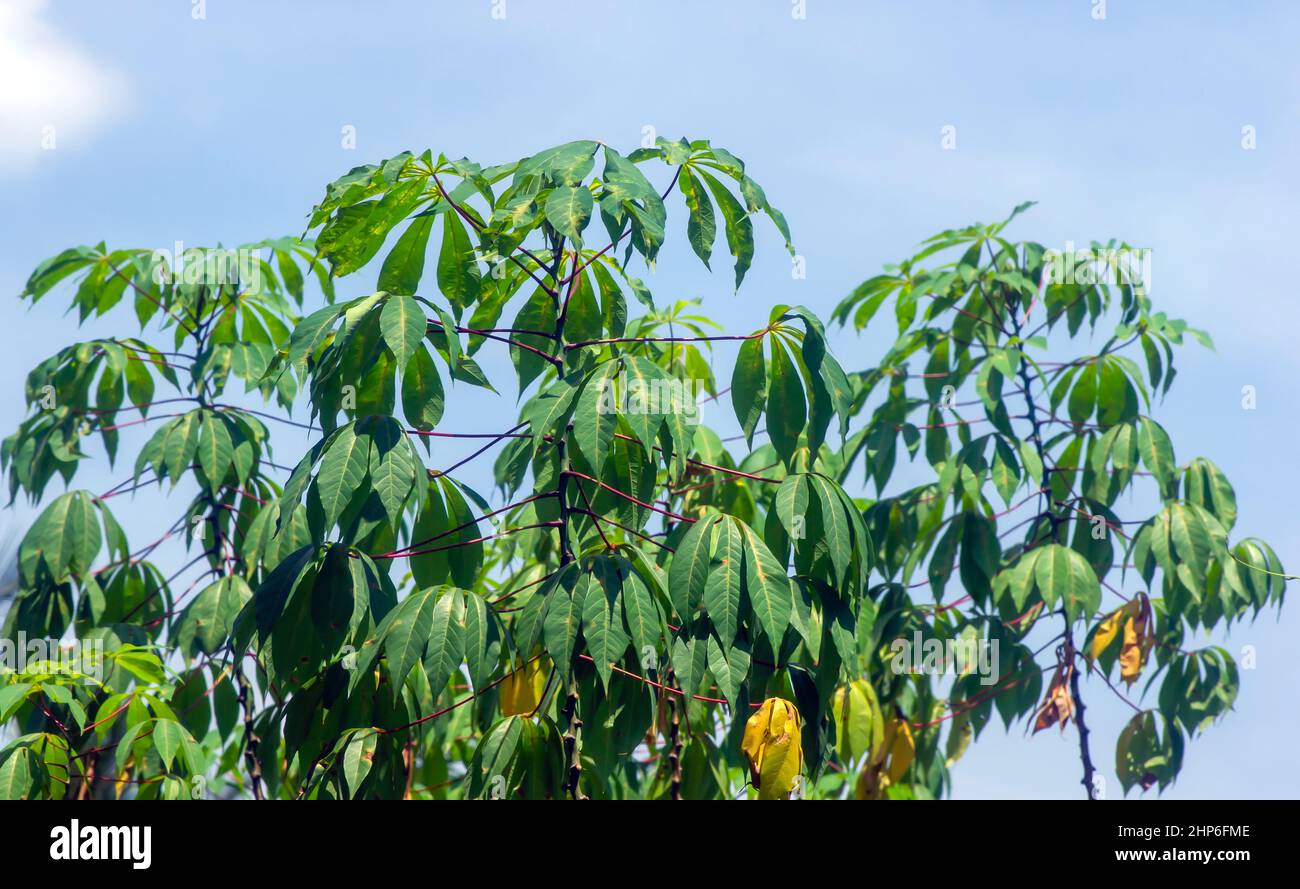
<box><xmin>3</xmin><ymin>0</ymin><xmax>1297</xmax><ymax>799</ymax></box>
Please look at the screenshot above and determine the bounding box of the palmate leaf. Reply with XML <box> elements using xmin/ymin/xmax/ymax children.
<box><xmin>581</xmin><ymin>565</ymin><xmax>627</xmax><ymax>689</ymax></box>
<box><xmin>195</xmin><ymin>411</ymin><xmax>235</xmax><ymax>492</ymax></box>
<box><xmin>176</xmin><ymin>575</ymin><xmax>252</xmax><ymax>656</ymax></box>
<box><xmin>1032</xmin><ymin>543</ymin><xmax>1100</xmax><ymax>623</ymax></box>
<box><xmin>18</xmin><ymin>490</ymin><xmax>102</xmax><ymax>585</ymax></box>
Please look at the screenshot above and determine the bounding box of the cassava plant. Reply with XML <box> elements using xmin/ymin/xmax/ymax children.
<box><xmin>830</xmin><ymin>203</ymin><xmax>1288</xmax><ymax>797</ymax></box>
<box><xmin>0</xmin><ymin>139</ymin><xmax>1286</xmax><ymax>800</ymax></box>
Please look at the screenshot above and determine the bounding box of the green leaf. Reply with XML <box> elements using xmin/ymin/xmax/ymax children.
<box><xmin>409</xmin><ymin>482</ymin><xmax>450</xmax><ymax>587</ymax></box>
<box><xmin>1068</xmin><ymin>363</ymin><xmax>1098</xmax><ymax>424</ymax></box>
<box><xmin>671</xmin><ymin>627</ymin><xmax>710</xmax><ymax>696</ymax></box>
<box><xmin>462</xmin><ymin>592</ymin><xmax>500</xmax><ymax>692</ymax></box>
<box><xmin>401</xmin><ymin>346</ymin><xmax>446</xmax><ymax>431</ymax></box>
<box><xmin>383</xmin><ymin>586</ymin><xmax>440</xmax><ymax>692</ymax></box>
<box><xmin>572</xmin><ymin>361</ymin><xmax>618</xmax><ymax>474</ymax></box>
<box><xmin>766</xmin><ymin>337</ymin><xmax>806</xmax><ymax>465</ymax></box>
<box><xmin>342</xmin><ymin>730</ymin><xmax>379</xmax><ymax>797</ymax></box>
<box><xmin>774</xmin><ymin>474</ymin><xmax>809</xmax><ymax>542</ymax></box>
<box><xmin>1033</xmin><ymin>544</ymin><xmax>1099</xmax><ymax>622</ymax></box>
<box><xmin>543</xmin><ymin>565</ymin><xmax>585</xmax><ymax>680</ymax></box>
<box><xmin>468</xmin><ymin>717</ymin><xmax>524</xmax><ymax>799</ymax></box>
<box><xmin>152</xmin><ymin>719</ymin><xmax>184</xmax><ymax>772</ymax></box>
<box><xmin>0</xmin><ymin>747</ymin><xmax>36</xmax><ymax>800</ymax></box>
<box><xmin>436</xmin><ymin>211</ymin><xmax>481</xmax><ymax>314</ymax></box>
<box><xmin>734</xmin><ymin>517</ymin><xmax>792</xmax><ymax>646</ymax></box>
<box><xmin>621</xmin><ymin>569</ymin><xmax>660</xmax><ymax>660</ymax></box>
<box><xmin>1137</xmin><ymin>417</ymin><xmax>1177</xmax><ymax>498</ymax></box>
<box><xmin>544</xmin><ymin>186</ymin><xmax>594</xmax><ymax>246</ymax></box>
<box><xmin>423</xmin><ymin>587</ymin><xmax>466</xmax><ymax>695</ymax></box>
<box><xmin>439</xmin><ymin>479</ymin><xmax>484</xmax><ymax>588</ymax></box>
<box><xmin>731</xmin><ymin>336</ymin><xmax>766</xmax><ymax>445</ymax></box>
<box><xmin>991</xmin><ymin>437</ymin><xmax>1021</xmax><ymax>505</ymax></box>
<box><xmin>1018</xmin><ymin>439</ymin><xmax>1044</xmax><ymax>489</ymax></box>
<box><xmin>667</xmin><ymin>514</ymin><xmax>718</xmax><ymax>620</ymax></box>
<box><xmin>177</xmin><ymin>575</ymin><xmax>252</xmax><ymax>656</ymax></box>
<box><xmin>1167</xmin><ymin>501</ymin><xmax>1222</xmax><ymax>590</ymax></box>
<box><xmin>582</xmin><ymin>567</ymin><xmax>628</xmax><ymax>689</ymax></box>
<box><xmin>378</xmin><ymin>216</ymin><xmax>433</xmax><ymax>295</ymax></box>
<box><xmin>288</xmin><ymin>303</ymin><xmax>345</xmax><ymax>370</ymax></box>
<box><xmin>253</xmin><ymin>545</ymin><xmax>316</xmax><ymax>640</ymax></box>
<box><xmin>703</xmin><ymin>518</ymin><xmax>744</xmax><ymax>647</ymax></box>
<box><xmin>697</xmin><ymin>170</ymin><xmax>753</xmax><ymax>290</ymax></box>
<box><xmin>706</xmin><ymin>633</ymin><xmax>750</xmax><ymax>707</ymax></box>
<box><xmin>807</xmin><ymin>474</ymin><xmax>851</xmax><ymax>586</ymax></box>
<box><xmin>679</xmin><ymin>168</ymin><xmax>715</xmax><ymax>268</ymax></box>
<box><xmin>196</xmin><ymin>413</ymin><xmax>234</xmax><ymax>492</ymax></box>
<box><xmin>516</xmin><ymin>140</ymin><xmax>598</xmax><ymax>186</ymax></box>
<box><xmin>315</xmin><ymin>422</ymin><xmax>371</xmax><ymax>529</ymax></box>
<box><xmin>509</xmin><ymin>285</ymin><xmax>557</xmax><ymax>393</ymax></box>
<box><xmin>379</xmin><ymin>293</ymin><xmax>426</xmax><ymax>369</ymax></box>
<box><xmin>19</xmin><ymin>490</ymin><xmax>102</xmax><ymax>585</ymax></box>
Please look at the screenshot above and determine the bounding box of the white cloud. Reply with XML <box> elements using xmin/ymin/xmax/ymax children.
<box><xmin>0</xmin><ymin>0</ymin><xmax>129</xmax><ymax>174</ymax></box>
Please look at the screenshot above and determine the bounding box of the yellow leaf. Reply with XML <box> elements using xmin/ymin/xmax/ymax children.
<box><xmin>853</xmin><ymin>766</ymin><xmax>883</xmax><ymax>799</ymax></box>
<box><xmin>944</xmin><ymin>713</ymin><xmax>973</xmax><ymax>768</ymax></box>
<box><xmin>742</xmin><ymin>697</ymin><xmax>803</xmax><ymax>799</ymax></box>
<box><xmin>1089</xmin><ymin>607</ymin><xmax>1125</xmax><ymax>661</ymax></box>
<box><xmin>1118</xmin><ymin>593</ymin><xmax>1153</xmax><ymax>686</ymax></box>
<box><xmin>500</xmin><ymin>657</ymin><xmax>548</xmax><ymax>717</ymax></box>
<box><xmin>832</xmin><ymin>679</ymin><xmax>883</xmax><ymax>763</ymax></box>
<box><xmin>757</xmin><ymin>732</ymin><xmax>803</xmax><ymax>799</ymax></box>
<box><xmin>740</xmin><ymin>698</ymin><xmax>774</xmax><ymax>779</ymax></box>
<box><xmin>885</xmin><ymin>718</ymin><xmax>914</xmax><ymax>784</ymax></box>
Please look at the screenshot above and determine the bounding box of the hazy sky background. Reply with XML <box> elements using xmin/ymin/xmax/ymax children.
<box><xmin>2</xmin><ymin>0</ymin><xmax>1297</xmax><ymax>799</ymax></box>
